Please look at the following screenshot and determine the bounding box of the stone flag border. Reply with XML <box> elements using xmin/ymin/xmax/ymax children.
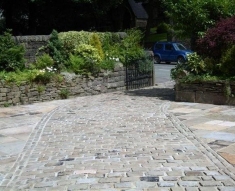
<box><xmin>162</xmin><ymin>102</ymin><xmax>235</xmax><ymax>182</ymax></box>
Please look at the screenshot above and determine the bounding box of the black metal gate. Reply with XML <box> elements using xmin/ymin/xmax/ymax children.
<box><xmin>125</xmin><ymin>57</ymin><xmax>154</xmax><ymax>90</ymax></box>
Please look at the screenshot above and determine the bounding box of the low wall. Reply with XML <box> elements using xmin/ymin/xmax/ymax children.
<box><xmin>0</xmin><ymin>64</ymin><xmax>125</xmax><ymax>107</ymax></box>
<box><xmin>175</xmin><ymin>81</ymin><xmax>235</xmax><ymax>106</ymax></box>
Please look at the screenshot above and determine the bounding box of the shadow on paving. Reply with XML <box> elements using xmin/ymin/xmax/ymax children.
<box><xmin>124</xmin><ymin>87</ymin><xmax>175</xmax><ymax>101</ymax></box>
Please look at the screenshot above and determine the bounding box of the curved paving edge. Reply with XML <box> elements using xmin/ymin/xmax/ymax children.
<box><xmin>162</xmin><ymin>102</ymin><xmax>235</xmax><ymax>182</ymax></box>
<box><xmin>0</xmin><ymin>106</ymin><xmax>60</xmax><ymax>187</ymax></box>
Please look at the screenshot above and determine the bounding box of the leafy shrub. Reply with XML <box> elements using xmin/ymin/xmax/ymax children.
<box><xmin>98</xmin><ymin>32</ymin><xmax>112</xmax><ymax>52</ymax></box>
<box><xmin>59</xmin><ymin>89</ymin><xmax>70</xmax><ymax>99</ymax></box>
<box><xmin>68</xmin><ymin>54</ymin><xmax>85</xmax><ymax>74</ymax></box>
<box><xmin>47</xmin><ymin>30</ymin><xmax>123</xmax><ymax>75</ymax></box>
<box><xmin>97</xmin><ymin>29</ymin><xmax>144</xmax><ymax>64</ymax></box>
<box><xmin>0</xmin><ymin>30</ymin><xmax>25</xmax><ymax>72</ymax></box>
<box><xmin>112</xmin><ymin>29</ymin><xmax>145</xmax><ymax>64</ymax></box>
<box><xmin>99</xmin><ymin>32</ymin><xmax>118</xmax><ymax>51</ymax></box>
<box><xmin>53</xmin><ymin>73</ymin><xmax>64</xmax><ymax>84</ymax></box>
<box><xmin>69</xmin><ymin>44</ymin><xmax>101</xmax><ymax>75</ymax></box>
<box><xmin>89</xmin><ymin>33</ymin><xmax>104</xmax><ymax>60</ymax></box>
<box><xmin>171</xmin><ymin>53</ymin><xmax>207</xmax><ymax>80</ymax></box>
<box><xmin>156</xmin><ymin>22</ymin><xmax>169</xmax><ymax>34</ymax></box>
<box><xmin>120</xmin><ymin>29</ymin><xmax>145</xmax><ymax>60</ymax></box>
<box><xmin>37</xmin><ymin>85</ymin><xmax>45</xmax><ymax>94</ymax></box>
<box><xmin>99</xmin><ymin>58</ymin><xmax>115</xmax><ymax>70</ymax></box>
<box><xmin>0</xmin><ymin>69</ymin><xmax>48</xmax><ymax>85</ymax></box>
<box><xmin>203</xmin><ymin>57</ymin><xmax>217</xmax><ymax>74</ymax></box>
<box><xmin>196</xmin><ymin>15</ymin><xmax>235</xmax><ymax>61</ymax></box>
<box><xmin>38</xmin><ymin>30</ymin><xmax>67</xmax><ymax>72</ymax></box>
<box><xmin>170</xmin><ymin>63</ymin><xmax>187</xmax><ymax>80</ymax></box>
<box><xmin>59</xmin><ymin>31</ymin><xmax>122</xmax><ymax>61</ymax></box>
<box><xmin>75</xmin><ymin>44</ymin><xmax>102</xmax><ymax>63</ymax></box>
<box><xmin>176</xmin><ymin>73</ymin><xmax>221</xmax><ymax>83</ymax></box>
<box><xmin>137</xmin><ymin>57</ymin><xmax>153</xmax><ymax>73</ymax></box>
<box><xmin>59</xmin><ymin>29</ymin><xmax>145</xmax><ymax>72</ymax></box>
<box><xmin>33</xmin><ymin>71</ymin><xmax>54</xmax><ymax>84</ymax></box>
<box><xmin>34</xmin><ymin>54</ymin><xmax>54</xmax><ymax>69</ymax></box>
<box><xmin>59</xmin><ymin>31</ymin><xmax>122</xmax><ymax>53</ymax></box>
<box><xmin>4</xmin><ymin>102</ymin><xmax>10</xmax><ymax>107</ymax></box>
<box><xmin>59</xmin><ymin>31</ymin><xmax>92</xmax><ymax>54</ymax></box>
<box><xmin>220</xmin><ymin>45</ymin><xmax>235</xmax><ymax>76</ymax></box>
<box><xmin>186</xmin><ymin>53</ymin><xmax>207</xmax><ymax>75</ymax></box>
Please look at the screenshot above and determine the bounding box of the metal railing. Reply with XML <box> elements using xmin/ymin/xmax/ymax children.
<box><xmin>125</xmin><ymin>56</ymin><xmax>154</xmax><ymax>90</ymax></box>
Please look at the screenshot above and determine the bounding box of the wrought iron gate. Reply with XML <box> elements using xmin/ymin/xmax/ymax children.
<box><xmin>125</xmin><ymin>57</ymin><xmax>154</xmax><ymax>90</ymax></box>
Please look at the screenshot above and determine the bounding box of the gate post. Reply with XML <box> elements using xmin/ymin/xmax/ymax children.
<box><xmin>145</xmin><ymin>50</ymin><xmax>155</xmax><ymax>86</ymax></box>
<box><xmin>151</xmin><ymin>54</ymin><xmax>155</xmax><ymax>86</ymax></box>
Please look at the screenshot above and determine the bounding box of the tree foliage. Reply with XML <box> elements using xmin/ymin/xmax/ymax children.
<box><xmin>163</xmin><ymin>0</ymin><xmax>235</xmax><ymax>48</ymax></box>
<box><xmin>220</xmin><ymin>45</ymin><xmax>235</xmax><ymax>77</ymax></box>
<box><xmin>0</xmin><ymin>30</ymin><xmax>25</xmax><ymax>72</ymax></box>
<box><xmin>0</xmin><ymin>0</ymin><xmax>125</xmax><ymax>35</ymax></box>
<box><xmin>196</xmin><ymin>16</ymin><xmax>235</xmax><ymax>60</ymax></box>
<box><xmin>196</xmin><ymin>16</ymin><xmax>235</xmax><ymax>77</ymax></box>
<box><xmin>171</xmin><ymin>15</ymin><xmax>235</xmax><ymax>80</ymax></box>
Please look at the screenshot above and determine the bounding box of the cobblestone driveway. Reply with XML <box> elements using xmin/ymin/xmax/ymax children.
<box><xmin>1</xmin><ymin>86</ymin><xmax>235</xmax><ymax>191</ymax></box>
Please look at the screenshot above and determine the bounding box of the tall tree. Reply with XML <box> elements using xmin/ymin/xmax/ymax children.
<box><xmin>71</xmin><ymin>0</ymin><xmax>125</xmax><ymax>31</ymax></box>
<box><xmin>0</xmin><ymin>0</ymin><xmax>125</xmax><ymax>35</ymax></box>
<box><xmin>144</xmin><ymin>0</ymin><xmax>163</xmax><ymax>38</ymax></box>
<box><xmin>163</xmin><ymin>0</ymin><xmax>235</xmax><ymax>49</ymax></box>
<box><xmin>0</xmin><ymin>0</ymin><xmax>29</xmax><ymax>34</ymax></box>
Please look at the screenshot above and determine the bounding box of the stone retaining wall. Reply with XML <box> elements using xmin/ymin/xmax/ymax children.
<box><xmin>0</xmin><ymin>64</ymin><xmax>125</xmax><ymax>107</ymax></box>
<box><xmin>13</xmin><ymin>35</ymin><xmax>50</xmax><ymax>65</ymax></box>
<box><xmin>175</xmin><ymin>81</ymin><xmax>235</xmax><ymax>106</ymax></box>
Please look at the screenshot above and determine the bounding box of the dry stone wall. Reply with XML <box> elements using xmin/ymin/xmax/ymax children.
<box><xmin>0</xmin><ymin>64</ymin><xmax>125</xmax><ymax>107</ymax></box>
<box><xmin>175</xmin><ymin>81</ymin><xmax>235</xmax><ymax>106</ymax></box>
<box><xmin>13</xmin><ymin>35</ymin><xmax>50</xmax><ymax>65</ymax></box>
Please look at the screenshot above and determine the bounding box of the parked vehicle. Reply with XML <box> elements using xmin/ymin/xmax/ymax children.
<box><xmin>153</xmin><ymin>41</ymin><xmax>193</xmax><ymax>64</ymax></box>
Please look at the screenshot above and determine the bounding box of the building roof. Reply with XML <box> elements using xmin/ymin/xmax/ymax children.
<box><xmin>128</xmin><ymin>0</ymin><xmax>148</xmax><ymax>20</ymax></box>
